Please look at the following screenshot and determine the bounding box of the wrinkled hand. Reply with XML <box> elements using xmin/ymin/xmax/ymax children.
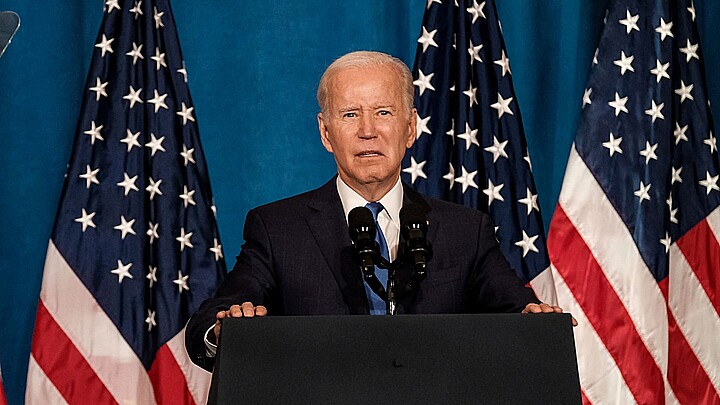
<box><xmin>522</xmin><ymin>302</ymin><xmax>578</xmax><ymax>326</ymax></box>
<box><xmin>214</xmin><ymin>302</ymin><xmax>267</xmax><ymax>342</ymax></box>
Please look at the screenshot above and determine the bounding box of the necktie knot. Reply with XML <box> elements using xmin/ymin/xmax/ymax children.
<box><xmin>365</xmin><ymin>202</ymin><xmax>385</xmax><ymax>221</ymax></box>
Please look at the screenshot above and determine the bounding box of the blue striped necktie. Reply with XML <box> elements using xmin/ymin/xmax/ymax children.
<box><xmin>364</xmin><ymin>202</ymin><xmax>389</xmax><ymax>315</ymax></box>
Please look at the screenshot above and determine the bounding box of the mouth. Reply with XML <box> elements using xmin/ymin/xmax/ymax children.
<box><xmin>356</xmin><ymin>150</ymin><xmax>384</xmax><ymax>158</ymax></box>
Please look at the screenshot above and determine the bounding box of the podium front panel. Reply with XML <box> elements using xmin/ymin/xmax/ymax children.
<box><xmin>209</xmin><ymin>314</ymin><xmax>580</xmax><ymax>405</ymax></box>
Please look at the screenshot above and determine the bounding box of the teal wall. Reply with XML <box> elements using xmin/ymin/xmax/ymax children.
<box><xmin>1</xmin><ymin>1</ymin><xmax>718</xmax><ymax>404</ymax></box>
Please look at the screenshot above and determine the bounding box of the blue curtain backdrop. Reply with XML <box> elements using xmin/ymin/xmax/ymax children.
<box><xmin>0</xmin><ymin>1</ymin><xmax>718</xmax><ymax>403</ymax></box>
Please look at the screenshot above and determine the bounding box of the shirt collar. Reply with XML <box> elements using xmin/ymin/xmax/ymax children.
<box><xmin>336</xmin><ymin>176</ymin><xmax>403</xmax><ymax>225</ymax></box>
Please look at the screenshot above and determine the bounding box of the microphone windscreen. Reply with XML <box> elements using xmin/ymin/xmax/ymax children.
<box><xmin>348</xmin><ymin>206</ymin><xmax>375</xmax><ymax>234</ymax></box>
<box><xmin>400</xmin><ymin>204</ymin><xmax>426</xmax><ymax>227</ymax></box>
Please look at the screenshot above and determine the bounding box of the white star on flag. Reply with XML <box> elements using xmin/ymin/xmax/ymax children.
<box><xmin>180</xmin><ymin>145</ymin><xmax>196</xmax><ymax>166</ymax></box>
<box><xmin>175</xmin><ymin>228</ymin><xmax>194</xmax><ymax>251</ymax></box>
<box><xmin>402</xmin><ymin>157</ymin><xmax>428</xmax><ymax>184</ymax></box>
<box><xmin>634</xmin><ymin>181</ymin><xmax>652</xmax><ymax>203</ymax></box>
<box><xmin>117</xmin><ymin>173</ymin><xmax>139</xmax><ymax>196</ymax></box>
<box><xmin>514</xmin><ymin>230</ymin><xmax>539</xmax><ymax>257</ymax></box>
<box><xmin>147</xmin><ymin>89</ymin><xmax>168</xmax><ymax>112</ymax></box>
<box><xmin>74</xmin><ymin>209</ymin><xmax>97</xmax><ymax>232</ymax></box>
<box><xmin>150</xmin><ymin>48</ymin><xmax>167</xmax><ymax>71</ymax></box>
<box><xmin>79</xmin><ymin>165</ymin><xmax>100</xmax><ymax>188</ymax></box>
<box><xmin>145</xmin><ymin>177</ymin><xmax>163</xmax><ymax>200</ymax></box>
<box><xmin>123</xmin><ymin>86</ymin><xmax>143</xmax><ymax>108</ymax></box>
<box><xmin>619</xmin><ymin>10</ymin><xmax>640</xmax><ymax>34</ymax></box>
<box><xmin>490</xmin><ymin>93</ymin><xmax>513</xmax><ymax>118</ymax></box>
<box><xmin>126</xmin><ymin>42</ymin><xmax>144</xmax><ymax>65</ymax></box>
<box><xmin>210</xmin><ymin>238</ymin><xmax>223</xmax><ymax>261</ymax></box>
<box><xmin>84</xmin><ymin>121</ymin><xmax>104</xmax><ymax>145</ymax></box>
<box><xmin>146</xmin><ymin>222</ymin><xmax>159</xmax><ymax>244</ymax></box>
<box><xmin>608</xmin><ymin>92</ymin><xmax>629</xmax><ymax>116</ymax></box>
<box><xmin>114</xmin><ymin>215</ymin><xmax>137</xmax><ymax>239</ymax></box>
<box><xmin>95</xmin><ymin>34</ymin><xmax>114</xmax><ymax>57</ymax></box>
<box><xmin>89</xmin><ymin>77</ymin><xmax>109</xmax><ymax>101</ymax></box>
<box><xmin>173</xmin><ymin>270</ymin><xmax>190</xmax><ymax>292</ymax></box>
<box><xmin>455</xmin><ymin>166</ymin><xmax>478</xmax><ymax>193</ymax></box>
<box><xmin>145</xmin><ymin>133</ymin><xmax>166</xmax><ymax>156</ymax></box>
<box><xmin>413</xmin><ymin>69</ymin><xmax>436</xmax><ymax>96</ymax></box>
<box><xmin>484</xmin><ymin>136</ymin><xmax>509</xmax><ymax>163</ymax></box>
<box><xmin>121</xmin><ymin>130</ymin><xmax>142</xmax><ymax>152</ymax></box>
<box><xmin>698</xmin><ymin>171</ymin><xmax>720</xmax><ymax>194</ymax></box>
<box><xmin>176</xmin><ymin>102</ymin><xmax>195</xmax><ymax>125</ymax></box>
<box><xmin>110</xmin><ymin>260</ymin><xmax>133</xmax><ymax>283</ymax></box>
<box><xmin>482</xmin><ymin>178</ymin><xmax>504</xmax><ymax>205</ymax></box>
<box><xmin>417</xmin><ymin>26</ymin><xmax>439</xmax><ymax>53</ymax></box>
<box><xmin>179</xmin><ymin>185</ymin><xmax>196</xmax><ymax>207</ymax></box>
<box><xmin>602</xmin><ymin>132</ymin><xmax>623</xmax><ymax>156</ymax></box>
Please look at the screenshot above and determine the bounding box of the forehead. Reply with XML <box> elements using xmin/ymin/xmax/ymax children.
<box><xmin>327</xmin><ymin>65</ymin><xmax>404</xmax><ymax>107</ymax></box>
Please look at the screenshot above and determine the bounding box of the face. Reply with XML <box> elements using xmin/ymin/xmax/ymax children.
<box><xmin>317</xmin><ymin>64</ymin><xmax>417</xmax><ymax>197</ymax></box>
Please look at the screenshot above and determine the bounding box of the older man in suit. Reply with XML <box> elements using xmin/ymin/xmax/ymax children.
<box><xmin>185</xmin><ymin>51</ymin><xmax>566</xmax><ymax>371</ymax></box>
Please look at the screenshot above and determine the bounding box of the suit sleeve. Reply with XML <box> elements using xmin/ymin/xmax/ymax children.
<box><xmin>185</xmin><ymin>208</ymin><xmax>278</xmax><ymax>370</ymax></box>
<box><xmin>469</xmin><ymin>212</ymin><xmax>540</xmax><ymax>313</ymax></box>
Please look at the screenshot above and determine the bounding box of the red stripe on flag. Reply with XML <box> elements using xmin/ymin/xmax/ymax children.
<box><xmin>675</xmin><ymin>219</ymin><xmax>720</xmax><ymax>317</ymax></box>
<box><xmin>31</xmin><ymin>300</ymin><xmax>118</xmax><ymax>405</ymax></box>
<box><xmin>548</xmin><ymin>206</ymin><xmax>665</xmax><ymax>405</ymax></box>
<box><xmin>667</xmin><ymin>306</ymin><xmax>720</xmax><ymax>405</ymax></box>
<box><xmin>0</xmin><ymin>370</ymin><xmax>7</xmax><ymax>405</ymax></box>
<box><xmin>148</xmin><ymin>344</ymin><xmax>197</xmax><ymax>405</ymax></box>
<box><xmin>580</xmin><ymin>389</ymin><xmax>591</xmax><ymax>405</ymax></box>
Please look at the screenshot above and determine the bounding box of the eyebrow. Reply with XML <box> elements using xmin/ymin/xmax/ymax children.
<box><xmin>337</xmin><ymin>104</ymin><xmax>396</xmax><ymax>113</ymax></box>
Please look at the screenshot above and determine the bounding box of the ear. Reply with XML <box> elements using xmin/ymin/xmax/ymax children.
<box><xmin>317</xmin><ymin>112</ymin><xmax>334</xmax><ymax>153</ymax></box>
<box><xmin>405</xmin><ymin>108</ymin><xmax>418</xmax><ymax>148</ymax></box>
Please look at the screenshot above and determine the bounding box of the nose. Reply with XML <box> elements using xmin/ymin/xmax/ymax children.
<box><xmin>358</xmin><ymin>113</ymin><xmax>376</xmax><ymax>139</ymax></box>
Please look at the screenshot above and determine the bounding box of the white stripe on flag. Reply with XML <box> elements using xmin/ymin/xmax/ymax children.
<box><xmin>25</xmin><ymin>356</ymin><xmax>68</xmax><ymax>405</ymax></box>
<box><xmin>669</xmin><ymin>239</ymin><xmax>720</xmax><ymax>393</ymax></box>
<box><xmin>167</xmin><ymin>328</ymin><xmax>212</xmax><ymax>405</ymax></box>
<box><xmin>529</xmin><ymin>266</ymin><xmax>558</xmax><ymax>305</ymax></box>
<box><xmin>39</xmin><ymin>241</ymin><xmax>157</xmax><ymax>404</ymax></box>
<box><xmin>550</xmin><ymin>265</ymin><xmax>636</xmax><ymax>404</ymax></box>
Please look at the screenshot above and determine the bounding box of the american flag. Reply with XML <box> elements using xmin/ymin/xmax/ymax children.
<box><xmin>26</xmin><ymin>1</ymin><xmax>225</xmax><ymax>404</ymax></box>
<box><xmin>402</xmin><ymin>0</ymin><xmax>557</xmax><ymax>303</ymax></box>
<box><xmin>547</xmin><ymin>0</ymin><xmax>720</xmax><ymax>403</ymax></box>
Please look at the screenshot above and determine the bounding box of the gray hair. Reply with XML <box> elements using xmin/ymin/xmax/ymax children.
<box><xmin>317</xmin><ymin>51</ymin><xmax>414</xmax><ymax>115</ymax></box>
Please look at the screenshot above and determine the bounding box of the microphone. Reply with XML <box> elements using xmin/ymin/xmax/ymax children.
<box><xmin>348</xmin><ymin>206</ymin><xmax>379</xmax><ymax>273</ymax></box>
<box><xmin>400</xmin><ymin>204</ymin><xmax>433</xmax><ymax>269</ymax></box>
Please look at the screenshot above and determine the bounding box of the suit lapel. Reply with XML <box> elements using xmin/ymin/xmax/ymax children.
<box><xmin>306</xmin><ymin>179</ymin><xmax>369</xmax><ymax>314</ymax></box>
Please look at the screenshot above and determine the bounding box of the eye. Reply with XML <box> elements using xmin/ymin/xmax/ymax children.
<box><xmin>343</xmin><ymin>112</ymin><xmax>357</xmax><ymax>118</ymax></box>
<box><xmin>378</xmin><ymin>110</ymin><xmax>392</xmax><ymax>116</ymax></box>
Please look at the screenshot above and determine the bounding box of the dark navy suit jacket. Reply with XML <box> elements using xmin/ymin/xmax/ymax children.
<box><xmin>186</xmin><ymin>178</ymin><xmax>539</xmax><ymax>370</ymax></box>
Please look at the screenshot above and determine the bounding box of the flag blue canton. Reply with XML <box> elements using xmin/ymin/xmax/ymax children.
<box><xmin>402</xmin><ymin>0</ymin><xmax>549</xmax><ymax>283</ymax></box>
<box><xmin>576</xmin><ymin>0</ymin><xmax>719</xmax><ymax>281</ymax></box>
<box><xmin>51</xmin><ymin>0</ymin><xmax>225</xmax><ymax>369</ymax></box>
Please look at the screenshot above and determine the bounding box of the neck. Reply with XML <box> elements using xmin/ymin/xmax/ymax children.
<box><xmin>341</xmin><ymin>176</ymin><xmax>398</xmax><ymax>202</ymax></box>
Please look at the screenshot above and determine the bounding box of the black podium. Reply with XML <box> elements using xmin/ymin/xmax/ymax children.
<box><xmin>208</xmin><ymin>314</ymin><xmax>580</xmax><ymax>404</ymax></box>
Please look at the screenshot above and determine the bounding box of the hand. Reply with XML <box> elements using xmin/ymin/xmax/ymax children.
<box><xmin>213</xmin><ymin>302</ymin><xmax>268</xmax><ymax>342</ymax></box>
<box><xmin>522</xmin><ymin>302</ymin><xmax>578</xmax><ymax>326</ymax></box>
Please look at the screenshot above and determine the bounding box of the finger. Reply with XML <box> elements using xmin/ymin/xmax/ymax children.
<box><xmin>228</xmin><ymin>304</ymin><xmax>244</xmax><ymax>317</ymax></box>
<box><xmin>241</xmin><ymin>302</ymin><xmax>256</xmax><ymax>317</ymax></box>
<box><xmin>213</xmin><ymin>322</ymin><xmax>221</xmax><ymax>343</ymax></box>
<box><xmin>216</xmin><ymin>310</ymin><xmax>226</xmax><ymax>320</ymax></box>
<box><xmin>522</xmin><ymin>303</ymin><xmax>542</xmax><ymax>314</ymax></box>
<box><xmin>571</xmin><ymin>316</ymin><xmax>579</xmax><ymax>327</ymax></box>
<box><xmin>255</xmin><ymin>305</ymin><xmax>268</xmax><ymax>316</ymax></box>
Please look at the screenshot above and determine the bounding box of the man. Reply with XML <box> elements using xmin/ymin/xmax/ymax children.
<box><xmin>185</xmin><ymin>51</ymin><xmax>567</xmax><ymax>371</ymax></box>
